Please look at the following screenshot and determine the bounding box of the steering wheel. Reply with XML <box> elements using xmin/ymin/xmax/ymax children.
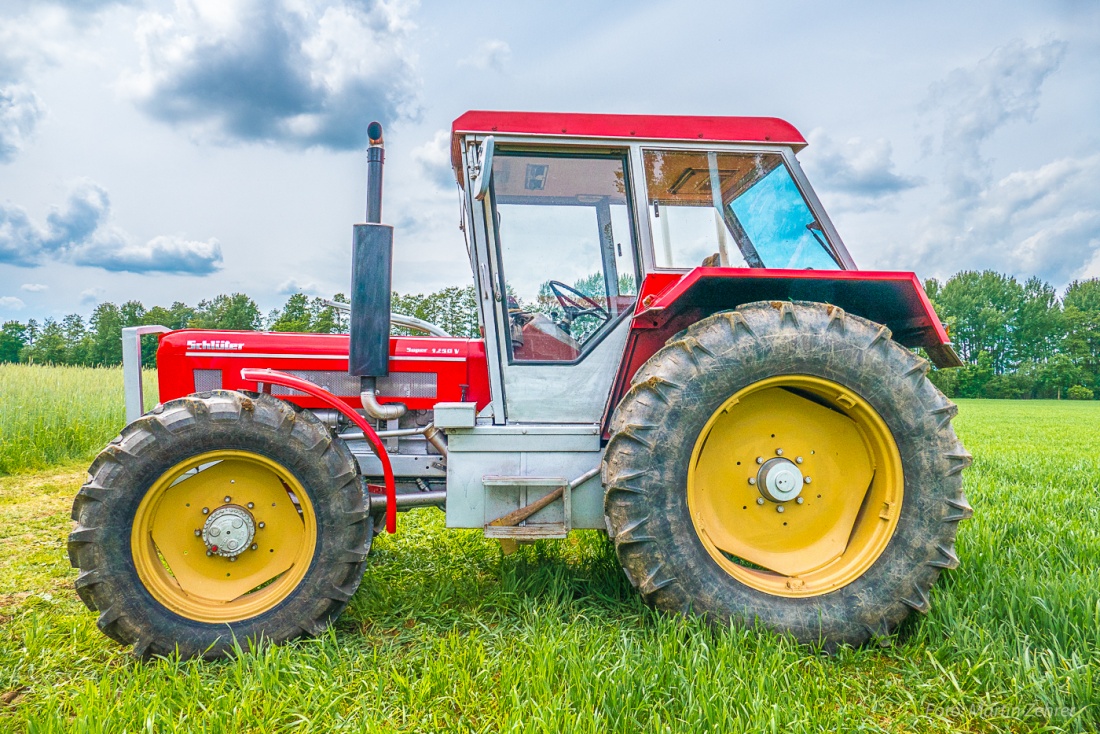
<box><xmin>547</xmin><ymin>280</ymin><xmax>610</xmax><ymax>326</ymax></box>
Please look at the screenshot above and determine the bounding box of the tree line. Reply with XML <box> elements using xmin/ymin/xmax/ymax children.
<box><xmin>2</xmin><ymin>273</ymin><xmax>1097</xmax><ymax>399</ymax></box>
<box><xmin>0</xmin><ymin>287</ymin><xmax>480</xmax><ymax>368</ymax></box>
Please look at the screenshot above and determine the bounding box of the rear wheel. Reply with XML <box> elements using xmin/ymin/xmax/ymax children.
<box><xmin>69</xmin><ymin>391</ymin><xmax>371</xmax><ymax>659</ymax></box>
<box><xmin>603</xmin><ymin>301</ymin><xmax>972</xmax><ymax>647</ymax></box>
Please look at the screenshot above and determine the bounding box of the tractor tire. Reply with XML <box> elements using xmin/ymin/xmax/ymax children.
<box><xmin>69</xmin><ymin>391</ymin><xmax>371</xmax><ymax>659</ymax></box>
<box><xmin>602</xmin><ymin>301</ymin><xmax>972</xmax><ymax>647</ymax></box>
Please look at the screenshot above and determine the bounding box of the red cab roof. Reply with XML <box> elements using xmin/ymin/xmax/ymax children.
<box><xmin>450</xmin><ymin>110</ymin><xmax>807</xmax><ymax>173</ymax></box>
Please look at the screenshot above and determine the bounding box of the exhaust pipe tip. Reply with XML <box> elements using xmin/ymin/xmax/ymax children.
<box><xmin>367</xmin><ymin>121</ymin><xmax>383</xmax><ymax>146</ymax></box>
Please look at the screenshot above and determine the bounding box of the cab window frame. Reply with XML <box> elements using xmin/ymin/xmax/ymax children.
<box><xmin>638</xmin><ymin>144</ymin><xmax>848</xmax><ymax>272</ymax></box>
<box><xmin>488</xmin><ymin>147</ymin><xmax>642</xmax><ymax>367</ymax></box>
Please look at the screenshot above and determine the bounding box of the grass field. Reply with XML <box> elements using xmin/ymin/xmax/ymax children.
<box><xmin>0</xmin><ymin>365</ymin><xmax>158</xmax><ymax>475</ymax></box>
<box><xmin>1</xmin><ymin>366</ymin><xmax>1098</xmax><ymax>732</ymax></box>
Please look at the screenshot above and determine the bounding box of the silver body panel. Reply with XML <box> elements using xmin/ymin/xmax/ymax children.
<box><xmin>444</xmin><ymin>424</ymin><xmax>604</xmax><ymax>530</ymax></box>
<box><xmin>122</xmin><ymin>324</ymin><xmax>170</xmax><ymax>422</ymax></box>
<box><xmin>502</xmin><ymin>317</ymin><xmax>631</xmax><ymax>423</ymax></box>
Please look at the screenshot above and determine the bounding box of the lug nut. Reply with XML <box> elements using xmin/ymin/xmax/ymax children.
<box><xmin>224</xmin><ymin>496</ymin><xmax>232</xmax><ymax>503</ymax></box>
<box><xmin>202</xmin><ymin>507</ymin><xmax>209</xmax><ymax>515</ymax></box>
<box><xmin>206</xmin><ymin>551</ymin><xmax>213</xmax><ymax>557</ymax></box>
<box><xmin>796</xmin><ymin>497</ymin><xmax>804</xmax><ymax>505</ymax></box>
<box><xmin>247</xmin><ymin>502</ymin><xmax>254</xmax><ymax>509</ymax></box>
<box><xmin>756</xmin><ymin>457</ymin><xmax>764</xmax><ymax>465</ymax></box>
<box><xmin>258</xmin><ymin>522</ymin><xmax>265</xmax><ymax>529</ymax></box>
<box><xmin>194</xmin><ymin>529</ymin><xmax>202</xmax><ymax>537</ymax></box>
<box><xmin>776</xmin><ymin>448</ymin><xmax>784</xmax><ymax>456</ymax></box>
<box><xmin>229</xmin><ymin>556</ymin><xmax>237</xmax><ymax>562</ymax></box>
<box><xmin>251</xmin><ymin>544</ymin><xmax>258</xmax><ymax>551</ymax></box>
<box><xmin>756</xmin><ymin>497</ymin><xmax>765</xmax><ymax>505</ymax></box>
<box><xmin>748</xmin><ymin>478</ymin><xmax>756</xmax><ymax>485</ymax></box>
<box><xmin>796</xmin><ymin>457</ymin><xmax>803</xmax><ymax>464</ymax></box>
<box><xmin>804</xmin><ymin>477</ymin><xmax>812</xmax><ymax>484</ymax></box>
<box><xmin>776</xmin><ymin>505</ymin><xmax>785</xmax><ymax>513</ymax></box>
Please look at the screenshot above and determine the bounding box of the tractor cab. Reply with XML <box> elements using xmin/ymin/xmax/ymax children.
<box><xmin>450</xmin><ymin>112</ymin><xmax>859</xmax><ymax>425</ymax></box>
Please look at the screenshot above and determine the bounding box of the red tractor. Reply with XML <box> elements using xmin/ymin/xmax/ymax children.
<box><xmin>70</xmin><ymin>111</ymin><xmax>971</xmax><ymax>659</ymax></box>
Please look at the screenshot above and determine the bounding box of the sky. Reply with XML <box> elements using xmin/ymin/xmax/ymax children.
<box><xmin>1</xmin><ymin>0</ymin><xmax>1098</xmax><ymax>322</ymax></box>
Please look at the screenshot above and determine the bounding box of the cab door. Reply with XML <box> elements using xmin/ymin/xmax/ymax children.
<box><xmin>482</xmin><ymin>149</ymin><xmax>641</xmax><ymax>424</ymax></box>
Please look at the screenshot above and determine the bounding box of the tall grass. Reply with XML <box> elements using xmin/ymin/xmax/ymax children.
<box><xmin>0</xmin><ymin>380</ymin><xmax>1097</xmax><ymax>731</ymax></box>
<box><xmin>0</xmin><ymin>364</ymin><xmax>157</xmax><ymax>475</ymax></box>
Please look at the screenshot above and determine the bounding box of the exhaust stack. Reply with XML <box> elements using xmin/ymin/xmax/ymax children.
<box><xmin>350</xmin><ymin>121</ymin><xmax>405</xmax><ymax>420</ymax></box>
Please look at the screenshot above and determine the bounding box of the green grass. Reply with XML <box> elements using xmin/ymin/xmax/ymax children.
<box><xmin>0</xmin><ymin>364</ymin><xmax>158</xmax><ymax>476</ymax></box>
<box><xmin>1</xmin><ymin>392</ymin><xmax>1098</xmax><ymax>732</ymax></box>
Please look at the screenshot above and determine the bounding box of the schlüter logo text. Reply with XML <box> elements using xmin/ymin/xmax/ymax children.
<box><xmin>187</xmin><ymin>340</ymin><xmax>245</xmax><ymax>351</ymax></box>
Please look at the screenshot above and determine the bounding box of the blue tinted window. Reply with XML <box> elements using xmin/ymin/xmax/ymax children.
<box><xmin>729</xmin><ymin>166</ymin><xmax>838</xmax><ymax>269</ymax></box>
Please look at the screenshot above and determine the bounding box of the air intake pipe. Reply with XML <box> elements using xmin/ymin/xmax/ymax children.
<box><xmin>350</xmin><ymin>121</ymin><xmax>406</xmax><ymax>421</ymax></box>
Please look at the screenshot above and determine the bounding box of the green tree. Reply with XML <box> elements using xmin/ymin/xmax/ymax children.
<box><xmin>191</xmin><ymin>294</ymin><xmax>261</xmax><ymax>330</ymax></box>
<box><xmin>1064</xmin><ymin>278</ymin><xmax>1100</xmax><ymax>313</ymax></box>
<box><xmin>1062</xmin><ymin>278</ymin><xmax>1100</xmax><ymax>391</ymax></box>
<box><xmin>89</xmin><ymin>303</ymin><xmax>124</xmax><ymax>366</ymax></box>
<box><xmin>930</xmin><ymin>270</ymin><xmax>1023</xmax><ymax>375</ymax></box>
<box><xmin>1013</xmin><ymin>277</ymin><xmax>1061</xmax><ymax>365</ymax></box>
<box><xmin>1036</xmin><ymin>354</ymin><xmax>1087</xmax><ymax>399</ymax></box>
<box><xmin>270</xmin><ymin>293</ymin><xmax>313</xmax><ymax>332</ymax></box>
<box><xmin>309</xmin><ymin>297</ymin><xmax>342</xmax><ymax>334</ymax></box>
<box><xmin>392</xmin><ymin>286</ymin><xmax>479</xmax><ymax>337</ymax></box>
<box><xmin>23</xmin><ymin>318</ymin><xmax>67</xmax><ymax>364</ymax></box>
<box><xmin>0</xmin><ymin>321</ymin><xmax>27</xmax><ymax>363</ymax></box>
<box><xmin>61</xmin><ymin>314</ymin><xmax>92</xmax><ymax>365</ymax></box>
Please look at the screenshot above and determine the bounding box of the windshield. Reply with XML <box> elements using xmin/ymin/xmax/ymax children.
<box><xmin>643</xmin><ymin>149</ymin><xmax>841</xmax><ymax>270</ymax></box>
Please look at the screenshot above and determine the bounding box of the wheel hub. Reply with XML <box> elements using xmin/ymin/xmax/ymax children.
<box><xmin>757</xmin><ymin>457</ymin><xmax>803</xmax><ymax>503</ymax></box>
<box><xmin>202</xmin><ymin>504</ymin><xmax>256</xmax><ymax>558</ymax></box>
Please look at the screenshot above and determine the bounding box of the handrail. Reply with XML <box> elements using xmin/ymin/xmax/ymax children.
<box><xmin>122</xmin><ymin>324</ymin><xmax>171</xmax><ymax>422</ymax></box>
<box><xmin>240</xmin><ymin>367</ymin><xmax>398</xmax><ymax>534</ymax></box>
<box><xmin>322</xmin><ymin>300</ymin><xmax>452</xmax><ymax>337</ymax></box>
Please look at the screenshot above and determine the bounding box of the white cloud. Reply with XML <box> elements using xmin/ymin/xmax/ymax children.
<box><xmin>20</xmin><ymin>283</ymin><xmax>47</xmax><ymax>291</ymax></box>
<box><xmin>79</xmin><ymin>286</ymin><xmax>103</xmax><ymax>304</ymax></box>
<box><xmin>411</xmin><ymin>129</ymin><xmax>454</xmax><ymax>189</ymax></box>
<box><xmin>910</xmin><ymin>39</ymin><xmax>1096</xmax><ymax>285</ymax></box>
<box><xmin>917</xmin><ymin>154</ymin><xmax>1100</xmax><ymax>285</ymax></box>
<box><xmin>124</xmin><ymin>0</ymin><xmax>420</xmax><ymax>150</ymax></box>
<box><xmin>803</xmin><ymin>129</ymin><xmax>922</xmax><ymax>199</ymax></box>
<box><xmin>277</xmin><ymin>278</ymin><xmax>317</xmax><ymax>294</ymax></box>
<box><xmin>0</xmin><ymin>83</ymin><xmax>45</xmax><ymax>163</ymax></box>
<box><xmin>0</xmin><ymin>179</ymin><xmax>223</xmax><ymax>274</ymax></box>
<box><xmin>924</xmin><ymin>38</ymin><xmax>1067</xmax><ymax>198</ymax></box>
<box><xmin>74</xmin><ymin>233</ymin><xmax>224</xmax><ymax>274</ymax></box>
<box><xmin>459</xmin><ymin>39</ymin><xmax>510</xmax><ymax>71</ymax></box>
<box><xmin>0</xmin><ymin>296</ymin><xmax>26</xmax><ymax>310</ymax></box>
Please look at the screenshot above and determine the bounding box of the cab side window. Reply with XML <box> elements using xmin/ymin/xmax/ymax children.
<box><xmin>490</xmin><ymin>151</ymin><xmax>638</xmax><ymax>363</ymax></box>
<box><xmin>643</xmin><ymin>149</ymin><xmax>842</xmax><ymax>270</ymax></box>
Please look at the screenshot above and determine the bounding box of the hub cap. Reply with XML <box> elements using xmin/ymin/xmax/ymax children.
<box><xmin>687</xmin><ymin>375</ymin><xmax>903</xmax><ymax>598</ymax></box>
<box><xmin>202</xmin><ymin>505</ymin><xmax>256</xmax><ymax>558</ymax></box>
<box><xmin>758</xmin><ymin>458</ymin><xmax>803</xmax><ymax>503</ymax></box>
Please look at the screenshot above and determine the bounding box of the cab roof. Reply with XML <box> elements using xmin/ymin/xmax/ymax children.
<box><xmin>450</xmin><ymin>110</ymin><xmax>807</xmax><ymax>176</ymax></box>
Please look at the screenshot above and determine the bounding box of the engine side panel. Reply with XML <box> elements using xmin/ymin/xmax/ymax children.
<box><xmin>157</xmin><ymin>330</ymin><xmax>492</xmax><ymax>413</ymax></box>
<box><xmin>602</xmin><ymin>268</ymin><xmax>961</xmax><ymax>435</ymax></box>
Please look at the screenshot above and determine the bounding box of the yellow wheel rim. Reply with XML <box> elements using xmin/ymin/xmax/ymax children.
<box><xmin>131</xmin><ymin>450</ymin><xmax>317</xmax><ymax>623</ymax></box>
<box><xmin>687</xmin><ymin>375</ymin><xmax>903</xmax><ymax>598</ymax></box>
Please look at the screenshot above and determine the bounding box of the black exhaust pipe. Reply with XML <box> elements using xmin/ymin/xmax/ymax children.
<box><xmin>349</xmin><ymin>122</ymin><xmax>404</xmax><ymax>419</ymax></box>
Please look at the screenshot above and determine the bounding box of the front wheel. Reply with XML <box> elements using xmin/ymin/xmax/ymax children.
<box><xmin>69</xmin><ymin>391</ymin><xmax>371</xmax><ymax>659</ymax></box>
<box><xmin>602</xmin><ymin>301</ymin><xmax>972</xmax><ymax>647</ymax></box>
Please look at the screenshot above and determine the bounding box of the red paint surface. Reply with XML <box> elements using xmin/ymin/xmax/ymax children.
<box><xmin>602</xmin><ymin>268</ymin><xmax>955</xmax><ymax>436</ymax></box>
<box><xmin>157</xmin><ymin>330</ymin><xmax>492</xmax><ymax>412</ymax></box>
<box><xmin>450</xmin><ymin>110</ymin><xmax>807</xmax><ymax>174</ymax></box>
